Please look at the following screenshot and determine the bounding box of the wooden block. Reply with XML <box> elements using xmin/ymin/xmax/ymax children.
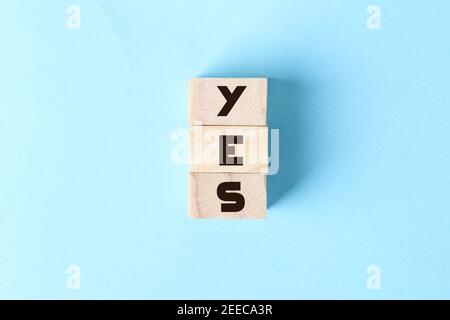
<box><xmin>189</xmin><ymin>172</ymin><xmax>266</xmax><ymax>219</ymax></box>
<box><xmin>190</xmin><ymin>125</ymin><xmax>268</xmax><ymax>173</ymax></box>
<box><xmin>189</xmin><ymin>78</ymin><xmax>267</xmax><ymax>126</ymax></box>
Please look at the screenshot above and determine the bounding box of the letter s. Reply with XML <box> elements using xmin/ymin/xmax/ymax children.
<box><xmin>217</xmin><ymin>182</ymin><xmax>245</xmax><ymax>212</ymax></box>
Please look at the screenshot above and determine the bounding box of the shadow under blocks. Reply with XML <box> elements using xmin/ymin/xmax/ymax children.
<box><xmin>267</xmin><ymin>78</ymin><xmax>318</xmax><ymax>207</ymax></box>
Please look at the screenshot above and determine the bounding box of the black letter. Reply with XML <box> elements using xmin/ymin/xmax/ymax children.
<box><xmin>217</xmin><ymin>182</ymin><xmax>245</xmax><ymax>212</ymax></box>
<box><xmin>219</xmin><ymin>135</ymin><xmax>243</xmax><ymax>166</ymax></box>
<box><xmin>217</xmin><ymin>86</ymin><xmax>246</xmax><ymax>116</ymax></box>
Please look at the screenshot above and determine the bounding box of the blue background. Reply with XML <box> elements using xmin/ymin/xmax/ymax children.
<box><xmin>1</xmin><ymin>0</ymin><xmax>449</xmax><ymax>299</ymax></box>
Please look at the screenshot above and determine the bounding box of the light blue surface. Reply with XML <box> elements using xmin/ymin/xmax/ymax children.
<box><xmin>1</xmin><ymin>0</ymin><xmax>450</xmax><ymax>299</ymax></box>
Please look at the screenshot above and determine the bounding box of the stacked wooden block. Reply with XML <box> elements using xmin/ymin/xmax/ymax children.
<box><xmin>188</xmin><ymin>78</ymin><xmax>268</xmax><ymax>219</ymax></box>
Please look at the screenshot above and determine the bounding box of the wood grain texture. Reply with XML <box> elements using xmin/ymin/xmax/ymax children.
<box><xmin>189</xmin><ymin>172</ymin><xmax>266</xmax><ymax>219</ymax></box>
<box><xmin>190</xmin><ymin>125</ymin><xmax>268</xmax><ymax>173</ymax></box>
<box><xmin>189</xmin><ymin>78</ymin><xmax>267</xmax><ymax>126</ymax></box>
